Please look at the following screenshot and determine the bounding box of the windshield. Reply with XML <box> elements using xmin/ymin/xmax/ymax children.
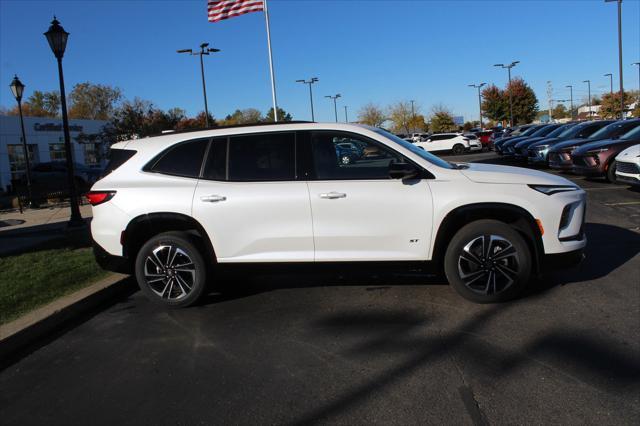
<box><xmin>621</xmin><ymin>125</ymin><xmax>640</xmax><ymax>140</ymax></box>
<box><xmin>547</xmin><ymin>124</ymin><xmax>576</xmax><ymax>138</ymax></box>
<box><xmin>590</xmin><ymin>120</ymin><xmax>640</xmax><ymax>140</ymax></box>
<box><xmin>372</xmin><ymin>128</ymin><xmax>454</xmax><ymax>169</ymax></box>
<box><xmin>531</xmin><ymin>125</ymin><xmax>560</xmax><ymax>137</ymax></box>
<box><xmin>519</xmin><ymin>126</ymin><xmax>541</xmax><ymax>136</ymax></box>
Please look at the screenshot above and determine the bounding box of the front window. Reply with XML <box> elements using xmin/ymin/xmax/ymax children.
<box><xmin>49</xmin><ymin>143</ymin><xmax>66</xmax><ymax>162</ymax></box>
<box><xmin>621</xmin><ymin>125</ymin><xmax>640</xmax><ymax>140</ymax></box>
<box><xmin>371</xmin><ymin>128</ymin><xmax>455</xmax><ymax>169</ymax></box>
<box><xmin>8</xmin><ymin>144</ymin><xmax>38</xmax><ymax>180</ymax></box>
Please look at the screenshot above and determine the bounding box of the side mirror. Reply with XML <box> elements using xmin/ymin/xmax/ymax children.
<box><xmin>389</xmin><ymin>162</ymin><xmax>420</xmax><ymax>180</ymax></box>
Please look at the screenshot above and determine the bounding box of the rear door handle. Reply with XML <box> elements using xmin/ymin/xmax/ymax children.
<box><xmin>200</xmin><ymin>195</ymin><xmax>227</xmax><ymax>203</ymax></box>
<box><xmin>319</xmin><ymin>192</ymin><xmax>346</xmax><ymax>199</ymax></box>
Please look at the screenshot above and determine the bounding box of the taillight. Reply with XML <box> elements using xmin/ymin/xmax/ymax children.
<box><xmin>86</xmin><ymin>191</ymin><xmax>116</xmax><ymax>206</ymax></box>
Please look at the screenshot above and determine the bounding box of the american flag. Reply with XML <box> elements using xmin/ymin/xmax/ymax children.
<box><xmin>208</xmin><ymin>0</ymin><xmax>264</xmax><ymax>23</ymax></box>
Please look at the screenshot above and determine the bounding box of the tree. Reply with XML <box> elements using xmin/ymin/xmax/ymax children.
<box><xmin>599</xmin><ymin>91</ymin><xmax>633</xmax><ymax>119</ymax></box>
<box><xmin>357</xmin><ymin>103</ymin><xmax>386</xmax><ymax>127</ymax></box>
<box><xmin>463</xmin><ymin>121</ymin><xmax>480</xmax><ymax>131</ymax></box>
<box><xmin>222</xmin><ymin>108</ymin><xmax>264</xmax><ymax>125</ymax></box>
<box><xmin>264</xmin><ymin>107</ymin><xmax>292</xmax><ymax>122</ymax></box>
<box><xmin>6</xmin><ymin>90</ymin><xmax>60</xmax><ymax>117</ymax></box>
<box><xmin>551</xmin><ymin>103</ymin><xmax>569</xmax><ymax>119</ymax></box>
<box><xmin>429</xmin><ymin>104</ymin><xmax>456</xmax><ymax>132</ymax></box>
<box><xmin>175</xmin><ymin>111</ymin><xmax>216</xmax><ymax>130</ymax></box>
<box><xmin>388</xmin><ymin>101</ymin><xmax>416</xmax><ymax>134</ymax></box>
<box><xmin>505</xmin><ymin>77</ymin><xmax>538</xmax><ymax>125</ymax></box>
<box><xmin>631</xmin><ymin>102</ymin><xmax>640</xmax><ymax>118</ymax></box>
<box><xmin>68</xmin><ymin>82</ymin><xmax>122</xmax><ymax>120</ymax></box>
<box><xmin>481</xmin><ymin>84</ymin><xmax>507</xmax><ymax>123</ymax></box>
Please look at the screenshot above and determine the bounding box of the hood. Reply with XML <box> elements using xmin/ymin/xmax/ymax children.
<box><xmin>460</xmin><ymin>162</ymin><xmax>574</xmax><ymax>186</ymax></box>
<box><xmin>503</xmin><ymin>136</ymin><xmax>529</xmax><ymax>147</ymax></box>
<box><xmin>550</xmin><ymin>137</ymin><xmax>599</xmax><ymax>152</ymax></box>
<box><xmin>515</xmin><ymin>136</ymin><xmax>547</xmax><ymax>148</ymax></box>
<box><xmin>574</xmin><ymin>138</ymin><xmax>637</xmax><ymax>154</ymax></box>
<box><xmin>528</xmin><ymin>137</ymin><xmax>561</xmax><ymax>149</ymax></box>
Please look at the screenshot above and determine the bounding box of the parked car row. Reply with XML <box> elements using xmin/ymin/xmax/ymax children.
<box><xmin>492</xmin><ymin>119</ymin><xmax>640</xmax><ymax>184</ymax></box>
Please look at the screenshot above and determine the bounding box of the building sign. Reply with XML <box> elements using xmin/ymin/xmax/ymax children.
<box><xmin>34</xmin><ymin>122</ymin><xmax>84</xmax><ymax>132</ymax></box>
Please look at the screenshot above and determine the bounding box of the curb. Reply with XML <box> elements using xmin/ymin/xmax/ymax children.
<box><xmin>0</xmin><ymin>273</ymin><xmax>135</xmax><ymax>366</ymax></box>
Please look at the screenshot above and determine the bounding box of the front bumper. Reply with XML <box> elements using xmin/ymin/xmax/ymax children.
<box><xmin>92</xmin><ymin>239</ymin><xmax>132</xmax><ymax>274</ymax></box>
<box><xmin>616</xmin><ymin>172</ymin><xmax>640</xmax><ymax>186</ymax></box>
<box><xmin>542</xmin><ymin>248</ymin><xmax>585</xmax><ymax>271</ymax></box>
<box><xmin>548</xmin><ymin>152</ymin><xmax>574</xmax><ymax>170</ymax></box>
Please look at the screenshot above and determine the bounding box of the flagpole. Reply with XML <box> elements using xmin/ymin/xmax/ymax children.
<box><xmin>263</xmin><ymin>0</ymin><xmax>279</xmax><ymax>122</ymax></box>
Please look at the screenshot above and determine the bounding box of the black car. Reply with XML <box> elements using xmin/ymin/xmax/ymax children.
<box><xmin>494</xmin><ymin>124</ymin><xmax>544</xmax><ymax>154</ymax></box>
<box><xmin>501</xmin><ymin>124</ymin><xmax>561</xmax><ymax>157</ymax></box>
<box><xmin>513</xmin><ymin>123</ymin><xmax>578</xmax><ymax>160</ymax></box>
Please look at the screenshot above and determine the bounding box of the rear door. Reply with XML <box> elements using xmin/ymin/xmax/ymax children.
<box><xmin>192</xmin><ymin>132</ymin><xmax>314</xmax><ymax>262</ymax></box>
<box><xmin>304</xmin><ymin>131</ymin><xmax>433</xmax><ymax>261</ymax></box>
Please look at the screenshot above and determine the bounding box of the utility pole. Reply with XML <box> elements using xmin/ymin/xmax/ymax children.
<box><xmin>344</xmin><ymin>105</ymin><xmax>349</xmax><ymax>123</ymax></box>
<box><xmin>583</xmin><ymin>80</ymin><xmax>592</xmax><ymax>118</ymax></box>
<box><xmin>566</xmin><ymin>85</ymin><xmax>574</xmax><ymax>120</ymax></box>
<box><xmin>547</xmin><ymin>81</ymin><xmax>553</xmax><ymax>122</ymax></box>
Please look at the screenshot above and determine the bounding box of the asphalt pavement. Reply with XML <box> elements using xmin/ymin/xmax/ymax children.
<box><xmin>1</xmin><ymin>152</ymin><xmax>639</xmax><ymax>425</ymax></box>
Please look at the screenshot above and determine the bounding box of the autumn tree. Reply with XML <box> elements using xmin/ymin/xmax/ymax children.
<box><xmin>6</xmin><ymin>90</ymin><xmax>60</xmax><ymax>117</ymax></box>
<box><xmin>175</xmin><ymin>111</ymin><xmax>216</xmax><ymax>130</ymax></box>
<box><xmin>357</xmin><ymin>103</ymin><xmax>386</xmax><ymax>127</ymax></box>
<box><xmin>388</xmin><ymin>101</ymin><xmax>418</xmax><ymax>134</ymax></box>
<box><xmin>505</xmin><ymin>77</ymin><xmax>538</xmax><ymax>124</ymax></box>
<box><xmin>551</xmin><ymin>103</ymin><xmax>569</xmax><ymax>119</ymax></box>
<box><xmin>222</xmin><ymin>108</ymin><xmax>263</xmax><ymax>125</ymax></box>
<box><xmin>599</xmin><ymin>91</ymin><xmax>633</xmax><ymax>119</ymax></box>
<box><xmin>68</xmin><ymin>82</ymin><xmax>122</xmax><ymax>120</ymax></box>
<box><xmin>481</xmin><ymin>84</ymin><xmax>507</xmax><ymax>123</ymax></box>
<box><xmin>429</xmin><ymin>104</ymin><xmax>456</xmax><ymax>132</ymax></box>
<box><xmin>264</xmin><ymin>107</ymin><xmax>292</xmax><ymax>122</ymax></box>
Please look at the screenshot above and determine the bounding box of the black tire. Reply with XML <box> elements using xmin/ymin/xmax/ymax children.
<box><xmin>606</xmin><ymin>160</ymin><xmax>617</xmax><ymax>183</ymax></box>
<box><xmin>135</xmin><ymin>231</ymin><xmax>208</xmax><ymax>307</ymax></box>
<box><xmin>444</xmin><ymin>219</ymin><xmax>532</xmax><ymax>303</ymax></box>
<box><xmin>340</xmin><ymin>155</ymin><xmax>352</xmax><ymax>165</ymax></box>
<box><xmin>452</xmin><ymin>144</ymin><xmax>465</xmax><ymax>155</ymax></box>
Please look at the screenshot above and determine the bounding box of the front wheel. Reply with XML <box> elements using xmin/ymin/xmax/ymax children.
<box><xmin>452</xmin><ymin>144</ymin><xmax>465</xmax><ymax>155</ymax></box>
<box><xmin>444</xmin><ymin>220</ymin><xmax>532</xmax><ymax>303</ymax></box>
<box><xmin>135</xmin><ymin>232</ymin><xmax>208</xmax><ymax>307</ymax></box>
<box><xmin>605</xmin><ymin>160</ymin><xmax>617</xmax><ymax>183</ymax></box>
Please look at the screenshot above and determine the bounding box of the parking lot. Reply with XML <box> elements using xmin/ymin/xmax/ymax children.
<box><xmin>1</xmin><ymin>151</ymin><xmax>639</xmax><ymax>425</ymax></box>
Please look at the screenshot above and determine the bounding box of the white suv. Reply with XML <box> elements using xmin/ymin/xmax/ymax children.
<box><xmin>89</xmin><ymin>123</ymin><xmax>586</xmax><ymax>306</ymax></box>
<box><xmin>414</xmin><ymin>133</ymin><xmax>479</xmax><ymax>154</ymax></box>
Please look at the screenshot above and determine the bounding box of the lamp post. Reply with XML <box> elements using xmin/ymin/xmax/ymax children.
<box><xmin>325</xmin><ymin>94</ymin><xmax>341</xmax><ymax>122</ymax></box>
<box><xmin>604</xmin><ymin>73</ymin><xmax>613</xmax><ymax>96</ymax></box>
<box><xmin>177</xmin><ymin>43</ymin><xmax>220</xmax><ymax>128</ymax></box>
<box><xmin>494</xmin><ymin>61</ymin><xmax>519</xmax><ymax>127</ymax></box>
<box><xmin>468</xmin><ymin>83</ymin><xmax>486</xmax><ymax>130</ymax></box>
<box><xmin>344</xmin><ymin>105</ymin><xmax>349</xmax><ymax>123</ymax></box>
<box><xmin>605</xmin><ymin>0</ymin><xmax>624</xmax><ymax>119</ymax></box>
<box><xmin>295</xmin><ymin>77</ymin><xmax>319</xmax><ymax>121</ymax></box>
<box><xmin>566</xmin><ymin>85</ymin><xmax>574</xmax><ymax>120</ymax></box>
<box><xmin>583</xmin><ymin>80</ymin><xmax>592</xmax><ymax>118</ymax></box>
<box><xmin>44</xmin><ymin>17</ymin><xmax>83</xmax><ymax>227</ymax></box>
<box><xmin>632</xmin><ymin>62</ymin><xmax>639</xmax><ymax>102</ymax></box>
<box><xmin>9</xmin><ymin>75</ymin><xmax>34</xmax><ymax>208</ymax></box>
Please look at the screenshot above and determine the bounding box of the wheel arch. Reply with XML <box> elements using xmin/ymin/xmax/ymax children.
<box><xmin>431</xmin><ymin>202</ymin><xmax>544</xmax><ymax>274</ymax></box>
<box><xmin>123</xmin><ymin>212</ymin><xmax>216</xmax><ymax>265</ymax></box>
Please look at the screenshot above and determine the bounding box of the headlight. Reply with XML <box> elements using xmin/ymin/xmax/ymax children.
<box><xmin>528</xmin><ymin>184</ymin><xmax>579</xmax><ymax>195</ymax></box>
<box><xmin>586</xmin><ymin>148</ymin><xmax>609</xmax><ymax>154</ymax></box>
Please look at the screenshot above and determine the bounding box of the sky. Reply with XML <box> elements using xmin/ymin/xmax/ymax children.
<box><xmin>0</xmin><ymin>0</ymin><xmax>639</xmax><ymax>124</ymax></box>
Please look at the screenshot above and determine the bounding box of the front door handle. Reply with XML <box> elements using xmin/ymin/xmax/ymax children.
<box><xmin>319</xmin><ymin>192</ymin><xmax>346</xmax><ymax>199</ymax></box>
<box><xmin>200</xmin><ymin>195</ymin><xmax>227</xmax><ymax>203</ymax></box>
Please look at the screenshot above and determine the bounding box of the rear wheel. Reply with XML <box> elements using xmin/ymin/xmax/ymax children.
<box><xmin>340</xmin><ymin>155</ymin><xmax>352</xmax><ymax>165</ymax></box>
<box><xmin>605</xmin><ymin>160</ymin><xmax>617</xmax><ymax>183</ymax></box>
<box><xmin>135</xmin><ymin>231</ymin><xmax>208</xmax><ymax>307</ymax></box>
<box><xmin>444</xmin><ymin>220</ymin><xmax>532</xmax><ymax>303</ymax></box>
<box><xmin>452</xmin><ymin>144</ymin><xmax>465</xmax><ymax>155</ymax></box>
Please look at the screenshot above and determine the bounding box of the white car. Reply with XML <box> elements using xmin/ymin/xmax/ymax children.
<box><xmin>615</xmin><ymin>144</ymin><xmax>640</xmax><ymax>186</ymax></box>
<box><xmin>89</xmin><ymin>122</ymin><xmax>586</xmax><ymax>307</ymax></box>
<box><xmin>414</xmin><ymin>133</ymin><xmax>475</xmax><ymax>154</ymax></box>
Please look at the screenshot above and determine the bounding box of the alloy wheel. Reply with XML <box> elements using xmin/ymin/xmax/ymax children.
<box><xmin>143</xmin><ymin>244</ymin><xmax>196</xmax><ymax>300</ymax></box>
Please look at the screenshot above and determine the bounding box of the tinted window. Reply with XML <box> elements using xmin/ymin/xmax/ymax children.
<box><xmin>589</xmin><ymin>120</ymin><xmax>640</xmax><ymax>139</ymax></box>
<box><xmin>150</xmin><ymin>139</ymin><xmax>208</xmax><ymax>178</ymax></box>
<box><xmin>228</xmin><ymin>132</ymin><xmax>295</xmax><ymax>181</ymax></box>
<box><xmin>311</xmin><ymin>132</ymin><xmax>403</xmax><ymax>180</ymax></box>
<box><xmin>103</xmin><ymin>149</ymin><xmax>136</xmax><ymax>176</ymax></box>
<box><xmin>202</xmin><ymin>138</ymin><xmax>227</xmax><ymax>180</ymax></box>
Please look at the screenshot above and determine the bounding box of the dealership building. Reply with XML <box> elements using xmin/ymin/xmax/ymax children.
<box><xmin>0</xmin><ymin>115</ymin><xmax>108</xmax><ymax>192</ymax></box>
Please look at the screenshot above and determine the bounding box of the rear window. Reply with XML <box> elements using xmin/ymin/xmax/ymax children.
<box><xmin>103</xmin><ymin>148</ymin><xmax>136</xmax><ymax>176</ymax></box>
<box><xmin>228</xmin><ymin>132</ymin><xmax>296</xmax><ymax>181</ymax></box>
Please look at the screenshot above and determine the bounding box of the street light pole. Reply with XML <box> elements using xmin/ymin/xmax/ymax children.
<box><xmin>325</xmin><ymin>94</ymin><xmax>341</xmax><ymax>122</ymax></box>
<box><xmin>632</xmin><ymin>62</ymin><xmax>640</xmax><ymax>103</ymax></box>
<box><xmin>566</xmin><ymin>85</ymin><xmax>574</xmax><ymax>120</ymax></box>
<box><xmin>606</xmin><ymin>0</ymin><xmax>624</xmax><ymax>118</ymax></box>
<box><xmin>295</xmin><ymin>77</ymin><xmax>319</xmax><ymax>121</ymax></box>
<box><xmin>9</xmin><ymin>75</ymin><xmax>34</xmax><ymax>208</ymax></box>
<box><xmin>177</xmin><ymin>43</ymin><xmax>221</xmax><ymax>128</ymax></box>
<box><xmin>468</xmin><ymin>83</ymin><xmax>486</xmax><ymax>130</ymax></box>
<box><xmin>344</xmin><ymin>105</ymin><xmax>348</xmax><ymax>123</ymax></box>
<box><xmin>604</xmin><ymin>73</ymin><xmax>613</xmax><ymax>96</ymax></box>
<box><xmin>583</xmin><ymin>80</ymin><xmax>592</xmax><ymax>118</ymax></box>
<box><xmin>494</xmin><ymin>61</ymin><xmax>519</xmax><ymax>127</ymax></box>
<box><xmin>44</xmin><ymin>17</ymin><xmax>83</xmax><ymax>227</ymax></box>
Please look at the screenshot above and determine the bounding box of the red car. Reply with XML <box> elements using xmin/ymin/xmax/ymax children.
<box><xmin>572</xmin><ymin>125</ymin><xmax>640</xmax><ymax>182</ymax></box>
<box><xmin>477</xmin><ymin>130</ymin><xmax>493</xmax><ymax>148</ymax></box>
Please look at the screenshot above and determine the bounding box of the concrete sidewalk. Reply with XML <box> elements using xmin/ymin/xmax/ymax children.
<box><xmin>0</xmin><ymin>205</ymin><xmax>93</xmax><ymax>256</ymax></box>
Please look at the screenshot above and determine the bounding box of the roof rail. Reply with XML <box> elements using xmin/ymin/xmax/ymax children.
<box><xmin>147</xmin><ymin>120</ymin><xmax>313</xmax><ymax>138</ymax></box>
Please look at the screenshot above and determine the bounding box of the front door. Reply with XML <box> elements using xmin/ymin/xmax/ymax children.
<box><xmin>305</xmin><ymin>131</ymin><xmax>433</xmax><ymax>261</ymax></box>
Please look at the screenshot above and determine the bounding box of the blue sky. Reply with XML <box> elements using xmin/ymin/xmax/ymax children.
<box><xmin>1</xmin><ymin>0</ymin><xmax>639</xmax><ymax>123</ymax></box>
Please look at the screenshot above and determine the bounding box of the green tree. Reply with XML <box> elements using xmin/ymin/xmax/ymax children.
<box><xmin>357</xmin><ymin>103</ymin><xmax>386</xmax><ymax>127</ymax></box>
<box><xmin>388</xmin><ymin>101</ymin><xmax>416</xmax><ymax>134</ymax></box>
<box><xmin>599</xmin><ymin>91</ymin><xmax>633</xmax><ymax>119</ymax></box>
<box><xmin>429</xmin><ymin>105</ymin><xmax>456</xmax><ymax>132</ymax></box>
<box><xmin>264</xmin><ymin>107</ymin><xmax>292</xmax><ymax>122</ymax></box>
<box><xmin>506</xmin><ymin>77</ymin><xmax>538</xmax><ymax>124</ymax></box>
<box><xmin>7</xmin><ymin>90</ymin><xmax>60</xmax><ymax>117</ymax></box>
<box><xmin>481</xmin><ymin>84</ymin><xmax>507</xmax><ymax>123</ymax></box>
<box><xmin>552</xmin><ymin>103</ymin><xmax>569</xmax><ymax>119</ymax></box>
<box><xmin>68</xmin><ymin>82</ymin><xmax>122</xmax><ymax>120</ymax></box>
<box><xmin>222</xmin><ymin>108</ymin><xmax>263</xmax><ymax>125</ymax></box>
